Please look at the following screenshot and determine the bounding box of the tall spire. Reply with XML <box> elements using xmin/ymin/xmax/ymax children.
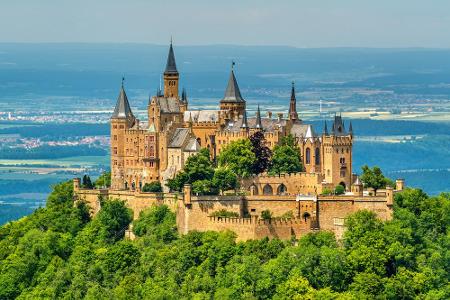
<box><xmin>164</xmin><ymin>40</ymin><xmax>178</xmax><ymax>75</ymax></box>
<box><xmin>289</xmin><ymin>81</ymin><xmax>298</xmax><ymax>121</ymax></box>
<box><xmin>221</xmin><ymin>62</ymin><xmax>245</xmax><ymax>103</ymax></box>
<box><xmin>323</xmin><ymin>121</ymin><xmax>328</xmax><ymax>135</ymax></box>
<box><xmin>241</xmin><ymin>109</ymin><xmax>248</xmax><ymax>129</ymax></box>
<box><xmin>188</xmin><ymin>112</ymin><xmax>193</xmax><ymax>133</ymax></box>
<box><xmin>181</xmin><ymin>88</ymin><xmax>187</xmax><ymax>103</ymax></box>
<box><xmin>112</xmin><ymin>79</ymin><xmax>135</xmax><ymax>125</ymax></box>
<box><xmin>255</xmin><ymin>104</ymin><xmax>263</xmax><ymax>130</ymax></box>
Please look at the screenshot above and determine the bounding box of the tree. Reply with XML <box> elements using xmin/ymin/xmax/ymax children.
<box><xmin>97</xmin><ymin>199</ymin><xmax>133</xmax><ymax>243</ymax></box>
<box><xmin>261</xmin><ymin>210</ymin><xmax>273</xmax><ymax>220</ymax></box>
<box><xmin>192</xmin><ymin>179</ymin><xmax>216</xmax><ymax>195</ymax></box>
<box><xmin>142</xmin><ymin>181</ymin><xmax>162</xmax><ymax>193</ymax></box>
<box><xmin>249</xmin><ymin>131</ymin><xmax>272</xmax><ymax>174</ymax></box>
<box><xmin>82</xmin><ymin>175</ymin><xmax>93</xmax><ymax>189</ymax></box>
<box><xmin>212</xmin><ymin>168</ymin><xmax>238</xmax><ymax>194</ymax></box>
<box><xmin>335</xmin><ymin>185</ymin><xmax>345</xmax><ymax>195</ymax></box>
<box><xmin>95</xmin><ymin>172</ymin><xmax>111</xmax><ymax>188</ymax></box>
<box><xmin>269</xmin><ymin>135</ymin><xmax>302</xmax><ymax>175</ymax></box>
<box><xmin>218</xmin><ymin>139</ymin><xmax>256</xmax><ymax>178</ymax></box>
<box><xmin>166</xmin><ymin>148</ymin><xmax>214</xmax><ymax>192</ymax></box>
<box><xmin>360</xmin><ymin>165</ymin><xmax>391</xmax><ymax>194</ymax></box>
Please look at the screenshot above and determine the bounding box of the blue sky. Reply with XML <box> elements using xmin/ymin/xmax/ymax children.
<box><xmin>1</xmin><ymin>0</ymin><xmax>450</xmax><ymax>47</ymax></box>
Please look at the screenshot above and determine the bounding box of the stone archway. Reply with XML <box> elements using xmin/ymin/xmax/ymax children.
<box><xmin>250</xmin><ymin>184</ymin><xmax>259</xmax><ymax>195</ymax></box>
<box><xmin>339</xmin><ymin>181</ymin><xmax>346</xmax><ymax>190</ymax></box>
<box><xmin>263</xmin><ymin>184</ymin><xmax>273</xmax><ymax>195</ymax></box>
<box><xmin>277</xmin><ymin>184</ymin><xmax>287</xmax><ymax>195</ymax></box>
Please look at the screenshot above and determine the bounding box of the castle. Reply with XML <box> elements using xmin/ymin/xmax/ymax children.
<box><xmin>74</xmin><ymin>43</ymin><xmax>404</xmax><ymax>241</ymax></box>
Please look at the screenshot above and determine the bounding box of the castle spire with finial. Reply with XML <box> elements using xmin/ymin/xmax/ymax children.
<box><xmin>255</xmin><ymin>104</ymin><xmax>263</xmax><ymax>130</ymax></box>
<box><xmin>289</xmin><ymin>81</ymin><xmax>298</xmax><ymax>121</ymax></box>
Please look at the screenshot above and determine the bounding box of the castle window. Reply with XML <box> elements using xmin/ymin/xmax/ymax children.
<box><xmin>305</xmin><ymin>148</ymin><xmax>311</xmax><ymax>164</ymax></box>
<box><xmin>340</xmin><ymin>170</ymin><xmax>346</xmax><ymax>178</ymax></box>
<box><xmin>277</xmin><ymin>184</ymin><xmax>287</xmax><ymax>195</ymax></box>
<box><xmin>315</xmin><ymin>148</ymin><xmax>320</xmax><ymax>165</ymax></box>
<box><xmin>113</xmin><ymin>147</ymin><xmax>117</xmax><ymax>155</ymax></box>
<box><xmin>114</xmin><ymin>135</ymin><xmax>117</xmax><ymax>141</ymax></box>
<box><xmin>149</xmin><ymin>146</ymin><xmax>155</xmax><ymax>157</ymax></box>
<box><xmin>263</xmin><ymin>184</ymin><xmax>273</xmax><ymax>195</ymax></box>
<box><xmin>150</xmin><ymin>136</ymin><xmax>155</xmax><ymax>142</ymax></box>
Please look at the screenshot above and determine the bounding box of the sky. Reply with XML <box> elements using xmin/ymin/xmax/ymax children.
<box><xmin>1</xmin><ymin>0</ymin><xmax>450</xmax><ymax>47</ymax></box>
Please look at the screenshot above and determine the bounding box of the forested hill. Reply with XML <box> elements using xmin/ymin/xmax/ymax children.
<box><xmin>0</xmin><ymin>182</ymin><xmax>449</xmax><ymax>299</ymax></box>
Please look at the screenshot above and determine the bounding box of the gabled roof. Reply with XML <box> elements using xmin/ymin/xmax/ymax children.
<box><xmin>164</xmin><ymin>42</ymin><xmax>178</xmax><ymax>75</ymax></box>
<box><xmin>183</xmin><ymin>110</ymin><xmax>219</xmax><ymax>122</ymax></box>
<box><xmin>184</xmin><ymin>138</ymin><xmax>201</xmax><ymax>152</ymax></box>
<box><xmin>154</xmin><ymin>96</ymin><xmax>181</xmax><ymax>113</ymax></box>
<box><xmin>290</xmin><ymin>123</ymin><xmax>316</xmax><ymax>139</ymax></box>
<box><xmin>221</xmin><ymin>69</ymin><xmax>245</xmax><ymax>103</ymax></box>
<box><xmin>112</xmin><ymin>85</ymin><xmax>135</xmax><ymax>124</ymax></box>
<box><xmin>168</xmin><ymin>128</ymin><xmax>190</xmax><ymax>148</ymax></box>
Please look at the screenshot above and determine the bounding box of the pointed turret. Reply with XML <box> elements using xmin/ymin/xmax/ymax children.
<box><xmin>219</xmin><ymin>62</ymin><xmax>246</xmax><ymax>116</ymax></box>
<box><xmin>163</xmin><ymin>40</ymin><xmax>179</xmax><ymax>98</ymax></box>
<box><xmin>188</xmin><ymin>112</ymin><xmax>193</xmax><ymax>133</ymax></box>
<box><xmin>289</xmin><ymin>81</ymin><xmax>299</xmax><ymax>121</ymax></box>
<box><xmin>348</xmin><ymin>121</ymin><xmax>353</xmax><ymax>136</ymax></box>
<box><xmin>181</xmin><ymin>88</ymin><xmax>187</xmax><ymax>103</ymax></box>
<box><xmin>255</xmin><ymin>104</ymin><xmax>263</xmax><ymax>130</ymax></box>
<box><xmin>332</xmin><ymin>113</ymin><xmax>346</xmax><ymax>136</ymax></box>
<box><xmin>112</xmin><ymin>79</ymin><xmax>135</xmax><ymax>126</ymax></box>
<box><xmin>164</xmin><ymin>41</ymin><xmax>178</xmax><ymax>75</ymax></box>
<box><xmin>323</xmin><ymin>121</ymin><xmax>328</xmax><ymax>135</ymax></box>
<box><xmin>241</xmin><ymin>109</ymin><xmax>248</xmax><ymax>129</ymax></box>
<box><xmin>222</xmin><ymin>64</ymin><xmax>245</xmax><ymax>103</ymax></box>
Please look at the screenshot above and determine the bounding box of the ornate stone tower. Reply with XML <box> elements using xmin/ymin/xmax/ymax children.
<box><xmin>219</xmin><ymin>63</ymin><xmax>246</xmax><ymax>117</ymax></box>
<box><xmin>110</xmin><ymin>81</ymin><xmax>136</xmax><ymax>190</ymax></box>
<box><xmin>321</xmin><ymin>115</ymin><xmax>353</xmax><ymax>190</ymax></box>
<box><xmin>163</xmin><ymin>41</ymin><xmax>179</xmax><ymax>98</ymax></box>
<box><xmin>288</xmin><ymin>81</ymin><xmax>299</xmax><ymax>122</ymax></box>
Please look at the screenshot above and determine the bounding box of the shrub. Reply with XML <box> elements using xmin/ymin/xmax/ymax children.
<box><xmin>335</xmin><ymin>185</ymin><xmax>345</xmax><ymax>195</ymax></box>
<box><xmin>261</xmin><ymin>210</ymin><xmax>273</xmax><ymax>220</ymax></box>
<box><xmin>142</xmin><ymin>181</ymin><xmax>163</xmax><ymax>193</ymax></box>
<box><xmin>210</xmin><ymin>209</ymin><xmax>239</xmax><ymax>218</ymax></box>
<box><xmin>322</xmin><ymin>188</ymin><xmax>332</xmax><ymax>195</ymax></box>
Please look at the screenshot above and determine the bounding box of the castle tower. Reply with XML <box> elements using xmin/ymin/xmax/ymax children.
<box><xmin>255</xmin><ymin>104</ymin><xmax>263</xmax><ymax>130</ymax></box>
<box><xmin>321</xmin><ymin>115</ymin><xmax>353</xmax><ymax>190</ymax></box>
<box><xmin>288</xmin><ymin>81</ymin><xmax>299</xmax><ymax>121</ymax></box>
<box><xmin>163</xmin><ymin>41</ymin><xmax>179</xmax><ymax>98</ymax></box>
<box><xmin>219</xmin><ymin>62</ymin><xmax>246</xmax><ymax>116</ymax></box>
<box><xmin>111</xmin><ymin>80</ymin><xmax>136</xmax><ymax>190</ymax></box>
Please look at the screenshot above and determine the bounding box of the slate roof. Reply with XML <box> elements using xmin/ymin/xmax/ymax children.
<box><xmin>183</xmin><ymin>110</ymin><xmax>219</xmax><ymax>122</ymax></box>
<box><xmin>168</xmin><ymin>128</ymin><xmax>190</xmax><ymax>148</ymax></box>
<box><xmin>112</xmin><ymin>86</ymin><xmax>135</xmax><ymax>124</ymax></box>
<box><xmin>164</xmin><ymin>42</ymin><xmax>178</xmax><ymax>75</ymax></box>
<box><xmin>221</xmin><ymin>69</ymin><xmax>245</xmax><ymax>103</ymax></box>
<box><xmin>224</xmin><ymin>116</ymin><xmax>286</xmax><ymax>133</ymax></box>
<box><xmin>184</xmin><ymin>138</ymin><xmax>201</xmax><ymax>152</ymax></box>
<box><xmin>156</xmin><ymin>97</ymin><xmax>181</xmax><ymax>113</ymax></box>
<box><xmin>290</xmin><ymin>123</ymin><xmax>316</xmax><ymax>138</ymax></box>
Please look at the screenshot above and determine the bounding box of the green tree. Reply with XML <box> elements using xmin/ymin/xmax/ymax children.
<box><xmin>142</xmin><ymin>181</ymin><xmax>162</xmax><ymax>193</ymax></box>
<box><xmin>249</xmin><ymin>131</ymin><xmax>272</xmax><ymax>174</ymax></box>
<box><xmin>82</xmin><ymin>175</ymin><xmax>94</xmax><ymax>189</ymax></box>
<box><xmin>269</xmin><ymin>135</ymin><xmax>302</xmax><ymax>175</ymax></box>
<box><xmin>261</xmin><ymin>210</ymin><xmax>273</xmax><ymax>220</ymax></box>
<box><xmin>97</xmin><ymin>199</ymin><xmax>133</xmax><ymax>243</ymax></box>
<box><xmin>335</xmin><ymin>184</ymin><xmax>345</xmax><ymax>195</ymax></box>
<box><xmin>95</xmin><ymin>172</ymin><xmax>111</xmax><ymax>188</ymax></box>
<box><xmin>218</xmin><ymin>139</ymin><xmax>256</xmax><ymax>178</ymax></box>
<box><xmin>212</xmin><ymin>168</ymin><xmax>238</xmax><ymax>194</ymax></box>
<box><xmin>360</xmin><ymin>165</ymin><xmax>391</xmax><ymax>194</ymax></box>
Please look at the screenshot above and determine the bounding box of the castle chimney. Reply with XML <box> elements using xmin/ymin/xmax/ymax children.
<box><xmin>267</xmin><ymin>111</ymin><xmax>272</xmax><ymax>119</ymax></box>
<box><xmin>277</xmin><ymin>113</ymin><xmax>283</xmax><ymax>122</ymax></box>
<box><xmin>73</xmin><ymin>178</ymin><xmax>81</xmax><ymax>192</ymax></box>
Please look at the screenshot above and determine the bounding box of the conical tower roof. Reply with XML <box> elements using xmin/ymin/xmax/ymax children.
<box><xmin>323</xmin><ymin>121</ymin><xmax>329</xmax><ymax>135</ymax></box>
<box><xmin>241</xmin><ymin>109</ymin><xmax>249</xmax><ymax>129</ymax></box>
<box><xmin>255</xmin><ymin>104</ymin><xmax>263</xmax><ymax>129</ymax></box>
<box><xmin>221</xmin><ymin>64</ymin><xmax>245</xmax><ymax>103</ymax></box>
<box><xmin>112</xmin><ymin>81</ymin><xmax>135</xmax><ymax>125</ymax></box>
<box><xmin>289</xmin><ymin>81</ymin><xmax>298</xmax><ymax>120</ymax></box>
<box><xmin>164</xmin><ymin>42</ymin><xmax>178</xmax><ymax>75</ymax></box>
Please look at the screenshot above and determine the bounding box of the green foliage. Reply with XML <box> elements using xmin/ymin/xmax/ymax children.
<box><xmin>261</xmin><ymin>209</ymin><xmax>273</xmax><ymax>220</ymax></box>
<box><xmin>82</xmin><ymin>174</ymin><xmax>94</xmax><ymax>189</ymax></box>
<box><xmin>335</xmin><ymin>184</ymin><xmax>345</xmax><ymax>195</ymax></box>
<box><xmin>360</xmin><ymin>165</ymin><xmax>392</xmax><ymax>193</ymax></box>
<box><xmin>322</xmin><ymin>188</ymin><xmax>332</xmax><ymax>195</ymax></box>
<box><xmin>210</xmin><ymin>209</ymin><xmax>240</xmax><ymax>218</ymax></box>
<box><xmin>167</xmin><ymin>148</ymin><xmax>215</xmax><ymax>192</ymax></box>
<box><xmin>212</xmin><ymin>167</ymin><xmax>238</xmax><ymax>194</ymax></box>
<box><xmin>141</xmin><ymin>181</ymin><xmax>162</xmax><ymax>193</ymax></box>
<box><xmin>269</xmin><ymin>135</ymin><xmax>303</xmax><ymax>175</ymax></box>
<box><xmin>94</xmin><ymin>171</ymin><xmax>111</xmax><ymax>188</ymax></box>
<box><xmin>0</xmin><ymin>182</ymin><xmax>449</xmax><ymax>299</ymax></box>
<box><xmin>218</xmin><ymin>139</ymin><xmax>256</xmax><ymax>178</ymax></box>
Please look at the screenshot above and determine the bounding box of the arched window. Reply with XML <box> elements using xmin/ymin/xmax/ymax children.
<box><xmin>302</xmin><ymin>212</ymin><xmax>311</xmax><ymax>222</ymax></box>
<box><xmin>277</xmin><ymin>184</ymin><xmax>287</xmax><ymax>195</ymax></box>
<box><xmin>250</xmin><ymin>184</ymin><xmax>258</xmax><ymax>195</ymax></box>
<box><xmin>263</xmin><ymin>184</ymin><xmax>273</xmax><ymax>195</ymax></box>
<box><xmin>149</xmin><ymin>146</ymin><xmax>154</xmax><ymax>157</ymax></box>
<box><xmin>196</xmin><ymin>137</ymin><xmax>201</xmax><ymax>146</ymax></box>
<box><xmin>306</xmin><ymin>148</ymin><xmax>311</xmax><ymax>164</ymax></box>
<box><xmin>315</xmin><ymin>148</ymin><xmax>320</xmax><ymax>165</ymax></box>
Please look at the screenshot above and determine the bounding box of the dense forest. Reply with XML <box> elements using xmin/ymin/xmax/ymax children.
<box><xmin>0</xmin><ymin>182</ymin><xmax>448</xmax><ymax>299</ymax></box>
